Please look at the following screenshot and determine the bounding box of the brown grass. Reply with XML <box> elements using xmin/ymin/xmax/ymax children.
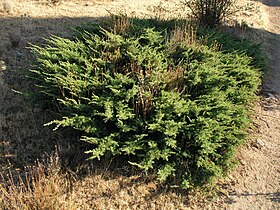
<box><xmin>0</xmin><ymin>152</ymin><xmax>78</xmax><ymax>210</ymax></box>
<box><xmin>0</xmin><ymin>152</ymin><xmax>217</xmax><ymax>210</ymax></box>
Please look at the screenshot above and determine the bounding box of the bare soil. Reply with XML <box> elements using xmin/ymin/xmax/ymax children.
<box><xmin>0</xmin><ymin>0</ymin><xmax>279</xmax><ymax>209</ymax></box>
<box><xmin>217</xmin><ymin>0</ymin><xmax>280</xmax><ymax>209</ymax></box>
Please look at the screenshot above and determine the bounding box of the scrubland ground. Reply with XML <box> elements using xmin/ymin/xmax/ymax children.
<box><xmin>0</xmin><ymin>0</ymin><xmax>279</xmax><ymax>209</ymax></box>
<box><xmin>217</xmin><ymin>0</ymin><xmax>280</xmax><ymax>209</ymax></box>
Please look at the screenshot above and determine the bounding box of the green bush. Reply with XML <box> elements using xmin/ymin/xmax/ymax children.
<box><xmin>29</xmin><ymin>17</ymin><xmax>261</xmax><ymax>189</ymax></box>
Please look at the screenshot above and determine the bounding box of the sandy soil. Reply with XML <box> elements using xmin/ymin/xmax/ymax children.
<box><xmin>0</xmin><ymin>0</ymin><xmax>279</xmax><ymax>209</ymax></box>
<box><xmin>217</xmin><ymin>0</ymin><xmax>280</xmax><ymax>209</ymax></box>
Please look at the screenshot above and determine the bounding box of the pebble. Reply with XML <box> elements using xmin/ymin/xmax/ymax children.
<box><xmin>267</xmin><ymin>92</ymin><xmax>278</xmax><ymax>101</ymax></box>
<box><xmin>252</xmin><ymin>139</ymin><xmax>265</xmax><ymax>149</ymax></box>
<box><xmin>0</xmin><ymin>60</ymin><xmax>6</xmax><ymax>71</ymax></box>
<box><xmin>240</xmin><ymin>160</ymin><xmax>246</xmax><ymax>165</ymax></box>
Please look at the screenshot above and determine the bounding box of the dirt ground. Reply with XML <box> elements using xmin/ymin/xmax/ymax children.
<box><xmin>218</xmin><ymin>101</ymin><xmax>280</xmax><ymax>209</ymax></box>
<box><xmin>0</xmin><ymin>0</ymin><xmax>279</xmax><ymax>209</ymax></box>
<box><xmin>214</xmin><ymin>0</ymin><xmax>280</xmax><ymax>209</ymax></box>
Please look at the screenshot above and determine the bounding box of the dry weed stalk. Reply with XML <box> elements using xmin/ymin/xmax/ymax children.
<box><xmin>171</xmin><ymin>24</ymin><xmax>197</xmax><ymax>46</ymax></box>
<box><xmin>111</xmin><ymin>14</ymin><xmax>131</xmax><ymax>35</ymax></box>
<box><xmin>165</xmin><ymin>66</ymin><xmax>185</xmax><ymax>92</ymax></box>
<box><xmin>0</xmin><ymin>152</ymin><xmax>77</xmax><ymax>210</ymax></box>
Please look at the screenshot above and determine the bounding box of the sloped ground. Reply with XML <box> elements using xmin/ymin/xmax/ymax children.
<box><xmin>217</xmin><ymin>0</ymin><xmax>280</xmax><ymax>209</ymax></box>
<box><xmin>0</xmin><ymin>0</ymin><xmax>279</xmax><ymax>209</ymax></box>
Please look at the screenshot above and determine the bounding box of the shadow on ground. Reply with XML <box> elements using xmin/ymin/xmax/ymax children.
<box><xmin>225</xmin><ymin>191</ymin><xmax>280</xmax><ymax>204</ymax></box>
<box><xmin>0</xmin><ymin>16</ymin><xmax>101</xmax><ymax>170</ymax></box>
<box><xmin>259</xmin><ymin>0</ymin><xmax>280</xmax><ymax>7</ymax></box>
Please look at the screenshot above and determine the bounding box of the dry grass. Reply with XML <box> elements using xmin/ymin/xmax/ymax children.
<box><xmin>170</xmin><ymin>24</ymin><xmax>197</xmax><ymax>45</ymax></box>
<box><xmin>50</xmin><ymin>164</ymin><xmax>216</xmax><ymax>210</ymax></box>
<box><xmin>0</xmin><ymin>152</ymin><xmax>216</xmax><ymax>210</ymax></box>
<box><xmin>0</xmin><ymin>152</ymin><xmax>78</xmax><ymax>210</ymax></box>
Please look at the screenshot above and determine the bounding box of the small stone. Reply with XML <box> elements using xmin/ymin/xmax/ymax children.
<box><xmin>257</xmin><ymin>139</ymin><xmax>265</xmax><ymax>147</ymax></box>
<box><xmin>267</xmin><ymin>92</ymin><xmax>275</xmax><ymax>98</ymax></box>
<box><xmin>267</xmin><ymin>92</ymin><xmax>278</xmax><ymax>102</ymax></box>
<box><xmin>252</xmin><ymin>139</ymin><xmax>265</xmax><ymax>149</ymax></box>
<box><xmin>240</xmin><ymin>160</ymin><xmax>246</xmax><ymax>165</ymax></box>
<box><xmin>15</xmin><ymin>50</ymin><xmax>23</xmax><ymax>59</ymax></box>
<box><xmin>0</xmin><ymin>60</ymin><xmax>6</xmax><ymax>71</ymax></box>
<box><xmin>228</xmin><ymin>175</ymin><xmax>233</xmax><ymax>180</ymax></box>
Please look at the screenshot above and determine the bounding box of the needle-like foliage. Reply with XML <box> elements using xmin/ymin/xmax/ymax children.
<box><xmin>28</xmin><ymin>16</ymin><xmax>262</xmax><ymax>189</ymax></box>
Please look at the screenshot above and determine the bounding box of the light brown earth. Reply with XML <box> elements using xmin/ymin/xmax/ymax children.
<box><xmin>0</xmin><ymin>0</ymin><xmax>279</xmax><ymax>209</ymax></box>
<box><xmin>217</xmin><ymin>1</ymin><xmax>280</xmax><ymax>209</ymax></box>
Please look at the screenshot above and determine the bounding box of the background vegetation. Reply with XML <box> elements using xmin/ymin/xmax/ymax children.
<box><xmin>183</xmin><ymin>0</ymin><xmax>236</xmax><ymax>27</ymax></box>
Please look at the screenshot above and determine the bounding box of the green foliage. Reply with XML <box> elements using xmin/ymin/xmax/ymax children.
<box><xmin>29</xmin><ymin>17</ymin><xmax>262</xmax><ymax>189</ymax></box>
<box><xmin>196</xmin><ymin>27</ymin><xmax>266</xmax><ymax>69</ymax></box>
